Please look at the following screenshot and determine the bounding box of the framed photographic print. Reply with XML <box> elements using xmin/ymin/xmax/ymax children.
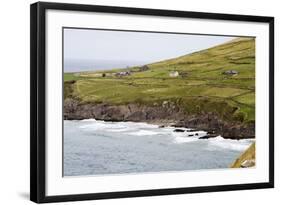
<box><xmin>30</xmin><ymin>2</ymin><xmax>274</xmax><ymax>203</ymax></box>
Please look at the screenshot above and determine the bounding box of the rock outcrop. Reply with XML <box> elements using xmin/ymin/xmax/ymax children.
<box><xmin>230</xmin><ymin>142</ymin><xmax>255</xmax><ymax>168</ymax></box>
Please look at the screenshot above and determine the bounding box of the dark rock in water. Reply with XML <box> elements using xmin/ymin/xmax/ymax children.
<box><xmin>174</xmin><ymin>114</ymin><xmax>255</xmax><ymax>140</ymax></box>
<box><xmin>207</xmin><ymin>130</ymin><xmax>216</xmax><ymax>134</ymax></box>
<box><xmin>173</xmin><ymin>128</ymin><xmax>185</xmax><ymax>132</ymax></box>
<box><xmin>188</xmin><ymin>134</ymin><xmax>194</xmax><ymax>137</ymax></box>
<box><xmin>186</xmin><ymin>129</ymin><xmax>200</xmax><ymax>132</ymax></box>
<box><xmin>199</xmin><ymin>134</ymin><xmax>218</xmax><ymax>139</ymax></box>
<box><xmin>159</xmin><ymin>125</ymin><xmax>165</xmax><ymax>128</ymax></box>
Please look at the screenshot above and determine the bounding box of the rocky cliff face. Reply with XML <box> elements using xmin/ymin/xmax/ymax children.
<box><xmin>64</xmin><ymin>98</ymin><xmax>255</xmax><ymax>140</ymax></box>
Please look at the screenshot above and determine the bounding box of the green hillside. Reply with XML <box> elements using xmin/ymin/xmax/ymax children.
<box><xmin>64</xmin><ymin>37</ymin><xmax>255</xmax><ymax>124</ymax></box>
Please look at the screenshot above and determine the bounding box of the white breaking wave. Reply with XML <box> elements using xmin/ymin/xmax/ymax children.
<box><xmin>128</xmin><ymin>130</ymin><xmax>159</xmax><ymax>136</ymax></box>
<box><xmin>79</xmin><ymin>120</ymin><xmax>128</xmax><ymax>131</ymax></box>
<box><xmin>172</xmin><ymin>130</ymin><xmax>207</xmax><ymax>138</ymax></box>
<box><xmin>108</xmin><ymin>128</ymin><xmax>133</xmax><ymax>132</ymax></box>
<box><xmin>75</xmin><ymin>119</ymin><xmax>254</xmax><ymax>152</ymax></box>
<box><xmin>207</xmin><ymin>136</ymin><xmax>254</xmax><ymax>151</ymax></box>
<box><xmin>172</xmin><ymin>130</ymin><xmax>207</xmax><ymax>144</ymax></box>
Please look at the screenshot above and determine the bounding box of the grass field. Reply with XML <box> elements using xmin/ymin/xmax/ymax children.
<box><xmin>64</xmin><ymin>37</ymin><xmax>255</xmax><ymax>124</ymax></box>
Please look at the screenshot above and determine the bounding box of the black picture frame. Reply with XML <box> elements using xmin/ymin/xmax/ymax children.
<box><xmin>30</xmin><ymin>1</ymin><xmax>274</xmax><ymax>203</ymax></box>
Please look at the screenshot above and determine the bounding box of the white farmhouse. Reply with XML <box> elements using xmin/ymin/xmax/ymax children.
<box><xmin>169</xmin><ymin>71</ymin><xmax>179</xmax><ymax>77</ymax></box>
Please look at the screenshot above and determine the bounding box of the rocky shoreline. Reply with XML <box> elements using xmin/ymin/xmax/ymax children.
<box><xmin>230</xmin><ymin>142</ymin><xmax>255</xmax><ymax>168</ymax></box>
<box><xmin>64</xmin><ymin>98</ymin><xmax>255</xmax><ymax>140</ymax></box>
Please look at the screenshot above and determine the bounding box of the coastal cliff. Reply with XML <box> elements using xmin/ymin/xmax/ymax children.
<box><xmin>64</xmin><ymin>98</ymin><xmax>254</xmax><ymax>140</ymax></box>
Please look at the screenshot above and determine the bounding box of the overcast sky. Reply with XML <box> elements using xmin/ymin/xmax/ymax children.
<box><xmin>64</xmin><ymin>28</ymin><xmax>235</xmax><ymax>72</ymax></box>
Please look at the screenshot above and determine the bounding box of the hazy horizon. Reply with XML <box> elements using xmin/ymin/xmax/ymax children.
<box><xmin>64</xmin><ymin>28</ymin><xmax>236</xmax><ymax>73</ymax></box>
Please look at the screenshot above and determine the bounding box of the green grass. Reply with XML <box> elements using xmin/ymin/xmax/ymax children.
<box><xmin>64</xmin><ymin>73</ymin><xmax>80</xmax><ymax>81</ymax></box>
<box><xmin>234</xmin><ymin>93</ymin><xmax>255</xmax><ymax>106</ymax></box>
<box><xmin>64</xmin><ymin>37</ymin><xmax>255</xmax><ymax>123</ymax></box>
